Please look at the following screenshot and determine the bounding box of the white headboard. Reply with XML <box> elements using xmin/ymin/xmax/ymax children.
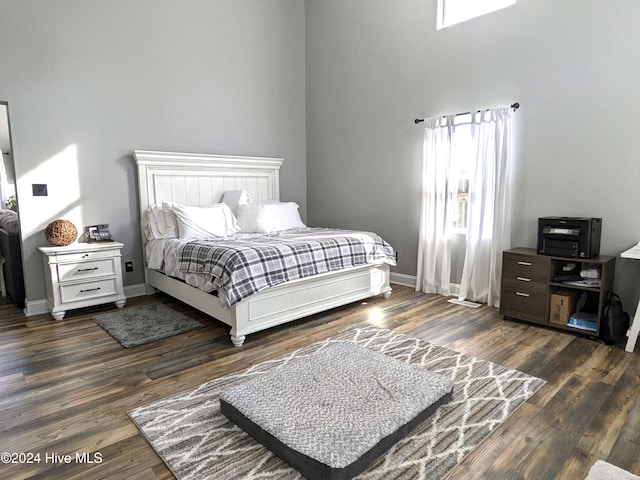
<box><xmin>134</xmin><ymin>150</ymin><xmax>283</xmax><ymax>213</ymax></box>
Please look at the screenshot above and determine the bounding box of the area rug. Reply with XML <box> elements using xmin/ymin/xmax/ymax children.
<box><xmin>93</xmin><ymin>303</ymin><xmax>204</xmax><ymax>348</ymax></box>
<box><xmin>129</xmin><ymin>326</ymin><xmax>545</xmax><ymax>479</ymax></box>
<box><xmin>586</xmin><ymin>460</ymin><xmax>640</xmax><ymax>480</ymax></box>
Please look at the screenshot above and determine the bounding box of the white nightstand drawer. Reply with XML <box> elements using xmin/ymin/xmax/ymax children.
<box><xmin>60</xmin><ymin>277</ymin><xmax>118</xmax><ymax>303</ymax></box>
<box><xmin>55</xmin><ymin>248</ymin><xmax>120</xmax><ymax>263</ymax></box>
<box><xmin>57</xmin><ymin>258</ymin><xmax>116</xmax><ymax>282</ymax></box>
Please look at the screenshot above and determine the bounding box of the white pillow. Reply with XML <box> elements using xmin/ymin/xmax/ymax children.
<box><xmin>162</xmin><ymin>203</ymin><xmax>179</xmax><ymax>238</ymax></box>
<box><xmin>143</xmin><ymin>204</ymin><xmax>178</xmax><ymax>240</ymax></box>
<box><xmin>237</xmin><ymin>202</ymin><xmax>306</xmax><ymax>233</ymax></box>
<box><xmin>170</xmin><ymin>203</ymin><xmax>241</xmax><ymax>239</ymax></box>
<box><xmin>221</xmin><ymin>190</ymin><xmax>253</xmax><ymax>216</ymax></box>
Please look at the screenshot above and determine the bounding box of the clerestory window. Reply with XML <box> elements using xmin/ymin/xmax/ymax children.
<box><xmin>437</xmin><ymin>0</ymin><xmax>516</xmax><ymax>29</ymax></box>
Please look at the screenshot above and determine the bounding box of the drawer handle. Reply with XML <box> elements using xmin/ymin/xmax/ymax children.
<box><xmin>515</xmin><ymin>292</ymin><xmax>530</xmax><ymax>297</ymax></box>
<box><xmin>80</xmin><ymin>287</ymin><xmax>101</xmax><ymax>293</ymax></box>
<box><xmin>517</xmin><ymin>261</ymin><xmax>532</xmax><ymax>266</ymax></box>
<box><xmin>516</xmin><ymin>276</ymin><xmax>531</xmax><ymax>282</ymax></box>
<box><xmin>77</xmin><ymin>267</ymin><xmax>99</xmax><ymax>273</ymax></box>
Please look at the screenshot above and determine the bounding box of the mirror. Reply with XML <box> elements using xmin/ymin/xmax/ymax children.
<box><xmin>0</xmin><ymin>103</ymin><xmax>17</xmax><ymax>207</ymax></box>
<box><xmin>0</xmin><ymin>101</ymin><xmax>25</xmax><ymax>307</ymax></box>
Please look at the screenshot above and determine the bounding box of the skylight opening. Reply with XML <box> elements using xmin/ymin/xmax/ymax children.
<box><xmin>437</xmin><ymin>0</ymin><xmax>516</xmax><ymax>29</ymax></box>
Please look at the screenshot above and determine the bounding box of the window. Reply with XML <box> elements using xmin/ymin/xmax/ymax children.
<box><xmin>451</xmin><ymin>116</ymin><xmax>473</xmax><ymax>233</ymax></box>
<box><xmin>437</xmin><ymin>0</ymin><xmax>516</xmax><ymax>29</ymax></box>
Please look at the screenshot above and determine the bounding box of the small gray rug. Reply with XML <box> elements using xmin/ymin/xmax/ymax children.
<box><xmin>129</xmin><ymin>326</ymin><xmax>545</xmax><ymax>479</ymax></box>
<box><xmin>93</xmin><ymin>303</ymin><xmax>204</xmax><ymax>348</ymax></box>
<box><xmin>586</xmin><ymin>460</ymin><xmax>640</xmax><ymax>480</ymax></box>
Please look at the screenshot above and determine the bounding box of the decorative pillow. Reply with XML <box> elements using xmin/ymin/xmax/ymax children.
<box><xmin>170</xmin><ymin>203</ymin><xmax>241</xmax><ymax>239</ymax></box>
<box><xmin>236</xmin><ymin>202</ymin><xmax>306</xmax><ymax>233</ymax></box>
<box><xmin>0</xmin><ymin>209</ymin><xmax>19</xmax><ymax>234</ymax></box>
<box><xmin>142</xmin><ymin>204</ymin><xmax>178</xmax><ymax>240</ymax></box>
<box><xmin>162</xmin><ymin>203</ymin><xmax>179</xmax><ymax>238</ymax></box>
<box><xmin>142</xmin><ymin>205</ymin><xmax>169</xmax><ymax>240</ymax></box>
<box><xmin>221</xmin><ymin>190</ymin><xmax>253</xmax><ymax>217</ymax></box>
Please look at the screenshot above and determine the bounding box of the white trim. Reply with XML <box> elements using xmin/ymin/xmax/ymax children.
<box><xmin>390</xmin><ymin>272</ymin><xmax>417</xmax><ymax>288</ymax></box>
<box><xmin>391</xmin><ymin>273</ymin><xmax>462</xmax><ymax>298</ymax></box>
<box><xmin>24</xmin><ymin>298</ymin><xmax>47</xmax><ymax>316</ymax></box>
<box><xmin>124</xmin><ymin>283</ymin><xmax>148</xmax><ymax>299</ymax></box>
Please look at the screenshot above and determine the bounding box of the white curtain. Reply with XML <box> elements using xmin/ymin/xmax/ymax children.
<box><xmin>415</xmin><ymin>115</ymin><xmax>458</xmax><ymax>296</ymax></box>
<box><xmin>458</xmin><ymin>106</ymin><xmax>513</xmax><ymax>307</ymax></box>
<box><xmin>416</xmin><ymin>106</ymin><xmax>513</xmax><ymax>307</ymax></box>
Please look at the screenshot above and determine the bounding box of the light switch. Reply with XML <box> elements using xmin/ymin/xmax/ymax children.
<box><xmin>32</xmin><ymin>184</ymin><xmax>48</xmax><ymax>196</ymax></box>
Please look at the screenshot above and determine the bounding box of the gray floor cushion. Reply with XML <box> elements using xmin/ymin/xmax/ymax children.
<box><xmin>220</xmin><ymin>341</ymin><xmax>454</xmax><ymax>480</ymax></box>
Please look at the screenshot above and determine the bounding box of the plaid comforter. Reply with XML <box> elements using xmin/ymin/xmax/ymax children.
<box><xmin>177</xmin><ymin>228</ymin><xmax>396</xmax><ymax>307</ymax></box>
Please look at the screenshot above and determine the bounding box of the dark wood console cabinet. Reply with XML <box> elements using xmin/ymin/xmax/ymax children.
<box><xmin>500</xmin><ymin>248</ymin><xmax>615</xmax><ymax>336</ymax></box>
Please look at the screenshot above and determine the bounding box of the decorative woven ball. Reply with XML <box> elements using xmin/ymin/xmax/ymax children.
<box><xmin>45</xmin><ymin>219</ymin><xmax>78</xmax><ymax>246</ymax></box>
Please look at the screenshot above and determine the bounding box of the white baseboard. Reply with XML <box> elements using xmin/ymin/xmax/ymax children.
<box><xmin>390</xmin><ymin>273</ymin><xmax>461</xmax><ymax>298</ymax></box>
<box><xmin>24</xmin><ymin>299</ymin><xmax>48</xmax><ymax>317</ymax></box>
<box><xmin>390</xmin><ymin>272</ymin><xmax>417</xmax><ymax>288</ymax></box>
<box><xmin>24</xmin><ymin>283</ymin><xmax>148</xmax><ymax>317</ymax></box>
<box><xmin>124</xmin><ymin>283</ymin><xmax>149</xmax><ymax>299</ymax></box>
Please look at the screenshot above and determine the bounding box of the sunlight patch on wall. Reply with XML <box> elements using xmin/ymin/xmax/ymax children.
<box><xmin>21</xmin><ymin>144</ymin><xmax>82</xmax><ymax>239</ymax></box>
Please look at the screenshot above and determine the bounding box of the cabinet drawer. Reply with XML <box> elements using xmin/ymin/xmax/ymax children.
<box><xmin>57</xmin><ymin>258</ymin><xmax>116</xmax><ymax>282</ymax></box>
<box><xmin>502</xmin><ymin>253</ymin><xmax>550</xmax><ymax>283</ymax></box>
<box><xmin>60</xmin><ymin>277</ymin><xmax>118</xmax><ymax>303</ymax></box>
<box><xmin>501</xmin><ymin>275</ymin><xmax>546</xmax><ymax>293</ymax></box>
<box><xmin>500</xmin><ymin>281</ymin><xmax>548</xmax><ymax>323</ymax></box>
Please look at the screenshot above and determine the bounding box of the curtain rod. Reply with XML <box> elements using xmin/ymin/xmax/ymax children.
<box><xmin>414</xmin><ymin>102</ymin><xmax>520</xmax><ymax>124</ymax></box>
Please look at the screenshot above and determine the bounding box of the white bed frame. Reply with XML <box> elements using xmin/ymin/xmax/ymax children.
<box><xmin>134</xmin><ymin>150</ymin><xmax>392</xmax><ymax>346</ymax></box>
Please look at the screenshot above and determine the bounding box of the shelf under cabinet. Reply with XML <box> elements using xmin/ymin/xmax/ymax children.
<box><xmin>549</xmin><ymin>282</ymin><xmax>601</xmax><ymax>293</ymax></box>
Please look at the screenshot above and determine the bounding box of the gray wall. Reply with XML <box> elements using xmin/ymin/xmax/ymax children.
<box><xmin>2</xmin><ymin>0</ymin><xmax>640</xmax><ymax>312</ymax></box>
<box><xmin>0</xmin><ymin>0</ymin><xmax>306</xmax><ymax>302</ymax></box>
<box><xmin>306</xmin><ymin>0</ymin><xmax>640</xmax><ymax>309</ymax></box>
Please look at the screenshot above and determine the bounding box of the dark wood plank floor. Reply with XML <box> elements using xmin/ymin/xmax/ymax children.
<box><xmin>0</xmin><ymin>286</ymin><xmax>638</xmax><ymax>479</ymax></box>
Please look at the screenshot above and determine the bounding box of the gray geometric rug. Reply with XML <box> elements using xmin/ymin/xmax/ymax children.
<box><xmin>129</xmin><ymin>326</ymin><xmax>545</xmax><ymax>479</ymax></box>
<box><xmin>93</xmin><ymin>303</ymin><xmax>204</xmax><ymax>348</ymax></box>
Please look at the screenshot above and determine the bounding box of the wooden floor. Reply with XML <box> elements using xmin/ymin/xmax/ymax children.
<box><xmin>0</xmin><ymin>285</ymin><xmax>638</xmax><ymax>480</ymax></box>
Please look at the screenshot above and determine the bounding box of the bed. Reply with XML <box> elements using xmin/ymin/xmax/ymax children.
<box><xmin>134</xmin><ymin>150</ymin><xmax>394</xmax><ymax>346</ymax></box>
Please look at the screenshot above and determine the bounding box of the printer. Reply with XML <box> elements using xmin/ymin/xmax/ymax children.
<box><xmin>537</xmin><ymin>217</ymin><xmax>602</xmax><ymax>258</ymax></box>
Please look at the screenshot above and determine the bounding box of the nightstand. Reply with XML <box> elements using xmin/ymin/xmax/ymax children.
<box><xmin>39</xmin><ymin>242</ymin><xmax>127</xmax><ymax>320</ymax></box>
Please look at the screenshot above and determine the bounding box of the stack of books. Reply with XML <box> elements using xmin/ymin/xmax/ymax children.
<box><xmin>567</xmin><ymin>314</ymin><xmax>598</xmax><ymax>332</ymax></box>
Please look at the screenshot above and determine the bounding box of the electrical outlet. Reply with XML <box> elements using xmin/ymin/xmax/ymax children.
<box><xmin>395</xmin><ymin>251</ymin><xmax>399</xmax><ymax>262</ymax></box>
<box><xmin>125</xmin><ymin>261</ymin><xmax>133</xmax><ymax>272</ymax></box>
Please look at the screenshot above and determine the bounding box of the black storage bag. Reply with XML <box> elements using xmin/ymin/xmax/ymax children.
<box><xmin>601</xmin><ymin>291</ymin><xmax>630</xmax><ymax>345</ymax></box>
